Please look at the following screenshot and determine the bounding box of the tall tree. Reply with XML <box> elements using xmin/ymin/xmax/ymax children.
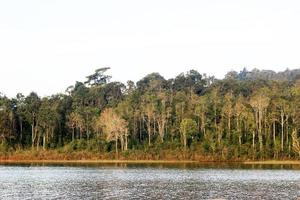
<box><xmin>24</xmin><ymin>92</ymin><xmax>41</xmax><ymax>149</ymax></box>
<box><xmin>98</xmin><ymin>108</ymin><xmax>128</xmax><ymax>155</ymax></box>
<box><xmin>250</xmin><ymin>89</ymin><xmax>270</xmax><ymax>155</ymax></box>
<box><xmin>85</xmin><ymin>67</ymin><xmax>111</xmax><ymax>86</ymax></box>
<box><xmin>222</xmin><ymin>91</ymin><xmax>234</xmax><ymax>140</ymax></box>
<box><xmin>180</xmin><ymin>118</ymin><xmax>197</xmax><ymax>151</ymax></box>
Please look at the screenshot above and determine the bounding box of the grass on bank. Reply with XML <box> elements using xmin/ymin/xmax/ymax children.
<box><xmin>1</xmin><ymin>139</ymin><xmax>300</xmax><ymax>165</ymax></box>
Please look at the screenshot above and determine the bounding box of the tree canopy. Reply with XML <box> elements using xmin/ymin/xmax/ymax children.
<box><xmin>1</xmin><ymin>67</ymin><xmax>300</xmax><ymax>160</ymax></box>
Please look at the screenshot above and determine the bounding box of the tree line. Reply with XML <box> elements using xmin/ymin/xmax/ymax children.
<box><xmin>1</xmin><ymin>67</ymin><xmax>300</xmax><ymax>160</ymax></box>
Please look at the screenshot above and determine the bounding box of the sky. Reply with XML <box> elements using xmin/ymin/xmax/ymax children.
<box><xmin>0</xmin><ymin>0</ymin><xmax>300</xmax><ymax>97</ymax></box>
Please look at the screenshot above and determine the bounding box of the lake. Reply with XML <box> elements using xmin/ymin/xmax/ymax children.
<box><xmin>0</xmin><ymin>163</ymin><xmax>300</xmax><ymax>199</ymax></box>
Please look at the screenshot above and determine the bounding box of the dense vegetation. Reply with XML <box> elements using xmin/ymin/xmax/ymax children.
<box><xmin>1</xmin><ymin>67</ymin><xmax>300</xmax><ymax>161</ymax></box>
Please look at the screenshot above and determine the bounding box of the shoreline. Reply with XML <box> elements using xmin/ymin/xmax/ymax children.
<box><xmin>0</xmin><ymin>159</ymin><xmax>199</xmax><ymax>164</ymax></box>
<box><xmin>0</xmin><ymin>159</ymin><xmax>300</xmax><ymax>165</ymax></box>
<box><xmin>243</xmin><ymin>160</ymin><xmax>300</xmax><ymax>165</ymax></box>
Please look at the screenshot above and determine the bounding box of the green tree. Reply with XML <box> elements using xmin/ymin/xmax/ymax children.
<box><xmin>85</xmin><ymin>67</ymin><xmax>111</xmax><ymax>86</ymax></box>
<box><xmin>24</xmin><ymin>92</ymin><xmax>41</xmax><ymax>149</ymax></box>
<box><xmin>180</xmin><ymin>118</ymin><xmax>197</xmax><ymax>151</ymax></box>
<box><xmin>250</xmin><ymin>88</ymin><xmax>270</xmax><ymax>155</ymax></box>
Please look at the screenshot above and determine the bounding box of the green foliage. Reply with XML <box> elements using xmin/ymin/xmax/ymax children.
<box><xmin>180</xmin><ymin>118</ymin><xmax>197</xmax><ymax>150</ymax></box>
<box><xmin>180</xmin><ymin>118</ymin><xmax>197</xmax><ymax>138</ymax></box>
<box><xmin>0</xmin><ymin>142</ymin><xmax>9</xmax><ymax>152</ymax></box>
<box><xmin>1</xmin><ymin>67</ymin><xmax>300</xmax><ymax>161</ymax></box>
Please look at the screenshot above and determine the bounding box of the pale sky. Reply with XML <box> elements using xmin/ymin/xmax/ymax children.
<box><xmin>1</xmin><ymin>0</ymin><xmax>300</xmax><ymax>97</ymax></box>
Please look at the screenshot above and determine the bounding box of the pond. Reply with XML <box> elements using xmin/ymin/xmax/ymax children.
<box><xmin>0</xmin><ymin>163</ymin><xmax>299</xmax><ymax>199</ymax></box>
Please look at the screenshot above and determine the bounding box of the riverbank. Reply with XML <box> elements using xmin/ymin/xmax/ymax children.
<box><xmin>0</xmin><ymin>149</ymin><xmax>224</xmax><ymax>162</ymax></box>
<box><xmin>243</xmin><ymin>160</ymin><xmax>300</xmax><ymax>165</ymax></box>
<box><xmin>1</xmin><ymin>149</ymin><xmax>300</xmax><ymax>165</ymax></box>
<box><xmin>1</xmin><ymin>159</ymin><xmax>300</xmax><ymax>165</ymax></box>
<box><xmin>0</xmin><ymin>159</ymin><xmax>199</xmax><ymax>165</ymax></box>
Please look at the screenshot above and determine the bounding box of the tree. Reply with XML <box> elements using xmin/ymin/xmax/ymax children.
<box><xmin>290</xmin><ymin>80</ymin><xmax>300</xmax><ymax>157</ymax></box>
<box><xmin>156</xmin><ymin>92</ymin><xmax>171</xmax><ymax>143</ymax></box>
<box><xmin>225</xmin><ymin>71</ymin><xmax>238</xmax><ymax>80</ymax></box>
<box><xmin>67</xmin><ymin>112</ymin><xmax>84</xmax><ymax>141</ymax></box>
<box><xmin>250</xmin><ymin>89</ymin><xmax>270</xmax><ymax>155</ymax></box>
<box><xmin>180</xmin><ymin>118</ymin><xmax>197</xmax><ymax>151</ymax></box>
<box><xmin>222</xmin><ymin>91</ymin><xmax>234</xmax><ymax>140</ymax></box>
<box><xmin>141</xmin><ymin>93</ymin><xmax>156</xmax><ymax>146</ymax></box>
<box><xmin>15</xmin><ymin>93</ymin><xmax>26</xmax><ymax>145</ymax></box>
<box><xmin>276</xmin><ymin>98</ymin><xmax>290</xmax><ymax>152</ymax></box>
<box><xmin>234</xmin><ymin>95</ymin><xmax>246</xmax><ymax>146</ymax></box>
<box><xmin>173</xmin><ymin>70</ymin><xmax>205</xmax><ymax>95</ymax></box>
<box><xmin>192</xmin><ymin>94</ymin><xmax>208</xmax><ymax>138</ymax></box>
<box><xmin>24</xmin><ymin>92</ymin><xmax>41</xmax><ymax>149</ymax></box>
<box><xmin>38</xmin><ymin>98</ymin><xmax>59</xmax><ymax>150</ymax></box>
<box><xmin>209</xmin><ymin>88</ymin><xmax>222</xmax><ymax>144</ymax></box>
<box><xmin>85</xmin><ymin>67</ymin><xmax>111</xmax><ymax>86</ymax></box>
<box><xmin>98</xmin><ymin>108</ymin><xmax>128</xmax><ymax>155</ymax></box>
<box><xmin>137</xmin><ymin>73</ymin><xmax>166</xmax><ymax>92</ymax></box>
<box><xmin>0</xmin><ymin>96</ymin><xmax>15</xmax><ymax>145</ymax></box>
<box><xmin>3</xmin><ymin>67</ymin><xmax>300</xmax><ymax>161</ymax></box>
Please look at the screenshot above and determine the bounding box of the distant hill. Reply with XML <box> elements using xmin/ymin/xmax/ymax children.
<box><xmin>225</xmin><ymin>68</ymin><xmax>300</xmax><ymax>81</ymax></box>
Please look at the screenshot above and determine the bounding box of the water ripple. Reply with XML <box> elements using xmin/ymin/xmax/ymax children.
<box><xmin>0</xmin><ymin>166</ymin><xmax>299</xmax><ymax>199</ymax></box>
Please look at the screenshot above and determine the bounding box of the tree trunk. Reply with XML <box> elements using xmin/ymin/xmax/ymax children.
<box><xmin>31</xmin><ymin>124</ymin><xmax>35</xmax><ymax>149</ymax></box>
<box><xmin>214</xmin><ymin>105</ymin><xmax>217</xmax><ymax>132</ymax></box>
<box><xmin>217</xmin><ymin>122</ymin><xmax>222</xmax><ymax>145</ymax></box>
<box><xmin>201</xmin><ymin>112</ymin><xmax>206</xmax><ymax>139</ymax></box>
<box><xmin>184</xmin><ymin>132</ymin><xmax>187</xmax><ymax>152</ymax></box>
<box><xmin>258</xmin><ymin>110</ymin><xmax>263</xmax><ymax>153</ymax></box>
<box><xmin>198</xmin><ymin>115</ymin><xmax>200</xmax><ymax>134</ymax></box>
<box><xmin>153</xmin><ymin>115</ymin><xmax>156</xmax><ymax>136</ymax></box>
<box><xmin>72</xmin><ymin>127</ymin><xmax>75</xmax><ymax>141</ymax></box>
<box><xmin>125</xmin><ymin>131</ymin><xmax>128</xmax><ymax>151</ymax></box>
<box><xmin>19</xmin><ymin>118</ymin><xmax>23</xmax><ymax>144</ymax></box>
<box><xmin>281</xmin><ymin>111</ymin><xmax>284</xmax><ymax>151</ymax></box>
<box><xmin>237</xmin><ymin>117</ymin><xmax>241</xmax><ymax>146</ymax></box>
<box><xmin>120</xmin><ymin>135</ymin><xmax>124</xmax><ymax>152</ymax></box>
<box><xmin>252</xmin><ymin>130</ymin><xmax>255</xmax><ymax>152</ymax></box>
<box><xmin>148</xmin><ymin>119</ymin><xmax>151</xmax><ymax>146</ymax></box>
<box><xmin>133</xmin><ymin>114</ymin><xmax>136</xmax><ymax>138</ymax></box>
<box><xmin>286</xmin><ymin>115</ymin><xmax>289</xmax><ymax>151</ymax></box>
<box><xmin>36</xmin><ymin>130</ymin><xmax>40</xmax><ymax>151</ymax></box>
<box><xmin>157</xmin><ymin>118</ymin><xmax>165</xmax><ymax>143</ymax></box>
<box><xmin>273</xmin><ymin>121</ymin><xmax>276</xmax><ymax>147</ymax></box>
<box><xmin>139</xmin><ymin>119</ymin><xmax>142</xmax><ymax>142</ymax></box>
<box><xmin>228</xmin><ymin>114</ymin><xmax>231</xmax><ymax>140</ymax></box>
<box><xmin>43</xmin><ymin>133</ymin><xmax>46</xmax><ymax>150</ymax></box>
<box><xmin>115</xmin><ymin>136</ymin><xmax>118</xmax><ymax>157</ymax></box>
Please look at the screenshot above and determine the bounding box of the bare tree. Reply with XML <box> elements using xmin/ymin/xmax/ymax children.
<box><xmin>98</xmin><ymin>108</ymin><xmax>128</xmax><ymax>155</ymax></box>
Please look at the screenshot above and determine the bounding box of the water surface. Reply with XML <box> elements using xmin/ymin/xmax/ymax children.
<box><xmin>0</xmin><ymin>163</ymin><xmax>299</xmax><ymax>199</ymax></box>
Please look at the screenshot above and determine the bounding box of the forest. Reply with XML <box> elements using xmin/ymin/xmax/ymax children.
<box><xmin>1</xmin><ymin>67</ymin><xmax>300</xmax><ymax>161</ymax></box>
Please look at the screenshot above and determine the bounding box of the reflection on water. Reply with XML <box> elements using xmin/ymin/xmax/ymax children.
<box><xmin>0</xmin><ymin>163</ymin><xmax>300</xmax><ymax>199</ymax></box>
